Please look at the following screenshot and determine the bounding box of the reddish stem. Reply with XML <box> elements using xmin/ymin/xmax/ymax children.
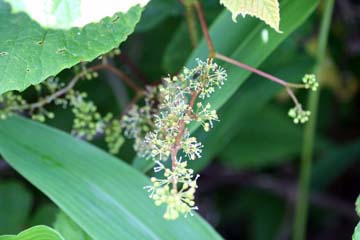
<box><xmin>101</xmin><ymin>64</ymin><xmax>143</xmax><ymax>92</ymax></box>
<box><xmin>194</xmin><ymin>1</ymin><xmax>215</xmax><ymax>57</ymax></box>
<box><xmin>171</xmin><ymin>90</ymin><xmax>200</xmax><ymax>189</ymax></box>
<box><xmin>215</xmin><ymin>53</ymin><xmax>303</xmax><ymax>107</ymax></box>
<box><xmin>118</xmin><ymin>54</ymin><xmax>149</xmax><ymax>85</ymax></box>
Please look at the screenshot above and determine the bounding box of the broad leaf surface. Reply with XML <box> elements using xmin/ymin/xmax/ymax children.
<box><xmin>220</xmin><ymin>0</ymin><xmax>281</xmax><ymax>32</ymax></box>
<box><xmin>0</xmin><ymin>225</ymin><xmax>64</xmax><ymax>240</ymax></box>
<box><xmin>4</xmin><ymin>0</ymin><xmax>149</xmax><ymax>29</ymax></box>
<box><xmin>0</xmin><ymin>116</ymin><xmax>222</xmax><ymax>240</ymax></box>
<box><xmin>0</xmin><ymin>1</ymin><xmax>143</xmax><ymax>94</ymax></box>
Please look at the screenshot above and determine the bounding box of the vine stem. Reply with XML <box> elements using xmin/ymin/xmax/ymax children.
<box><xmin>15</xmin><ymin>64</ymin><xmax>143</xmax><ymax>111</ymax></box>
<box><xmin>293</xmin><ymin>1</ymin><xmax>335</xmax><ymax>240</ymax></box>
<box><xmin>184</xmin><ymin>2</ymin><xmax>199</xmax><ymax>47</ymax></box>
<box><xmin>194</xmin><ymin>0</ymin><xmax>305</xmax><ymax>105</ymax></box>
<box><xmin>171</xmin><ymin>90</ymin><xmax>200</xmax><ymax>190</ymax></box>
<box><xmin>215</xmin><ymin>52</ymin><xmax>303</xmax><ymax>107</ymax></box>
<box><xmin>194</xmin><ymin>1</ymin><xmax>215</xmax><ymax>57</ymax></box>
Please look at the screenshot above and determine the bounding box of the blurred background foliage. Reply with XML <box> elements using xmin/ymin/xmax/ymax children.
<box><xmin>0</xmin><ymin>0</ymin><xmax>359</xmax><ymax>239</ymax></box>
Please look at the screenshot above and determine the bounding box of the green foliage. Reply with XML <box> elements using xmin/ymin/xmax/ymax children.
<box><xmin>4</xmin><ymin>0</ymin><xmax>148</xmax><ymax>29</ymax></box>
<box><xmin>1</xmin><ymin>0</ymin><xmax>353</xmax><ymax>238</ymax></box>
<box><xmin>0</xmin><ymin>225</ymin><xmax>65</xmax><ymax>240</ymax></box>
<box><xmin>219</xmin><ymin>0</ymin><xmax>281</xmax><ymax>32</ymax></box>
<box><xmin>0</xmin><ymin>116</ymin><xmax>222</xmax><ymax>239</ymax></box>
<box><xmin>220</xmin><ymin>106</ymin><xmax>303</xmax><ymax>169</ymax></box>
<box><xmin>0</xmin><ymin>0</ymin><xmax>143</xmax><ymax>94</ymax></box>
<box><xmin>354</xmin><ymin>223</ymin><xmax>360</xmax><ymax>240</ymax></box>
<box><xmin>29</xmin><ymin>204</ymin><xmax>59</xmax><ymax>227</ymax></box>
<box><xmin>311</xmin><ymin>140</ymin><xmax>360</xmax><ymax>191</ymax></box>
<box><xmin>0</xmin><ymin>182</ymin><xmax>32</xmax><ymax>235</ymax></box>
<box><xmin>54</xmin><ymin>212</ymin><xmax>93</xmax><ymax>240</ymax></box>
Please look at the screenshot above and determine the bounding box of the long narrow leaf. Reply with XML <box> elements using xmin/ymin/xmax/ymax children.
<box><xmin>0</xmin><ymin>116</ymin><xmax>222</xmax><ymax>240</ymax></box>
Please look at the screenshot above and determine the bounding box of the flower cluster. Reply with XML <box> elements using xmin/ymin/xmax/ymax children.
<box><xmin>67</xmin><ymin>91</ymin><xmax>103</xmax><ymax>140</ymax></box>
<box><xmin>145</xmin><ymin>160</ymin><xmax>199</xmax><ymax>220</ymax></box>
<box><xmin>142</xmin><ymin>59</ymin><xmax>227</xmax><ymax>220</ymax></box>
<box><xmin>302</xmin><ymin>74</ymin><xmax>318</xmax><ymax>91</ymax></box>
<box><xmin>0</xmin><ymin>92</ymin><xmax>26</xmax><ymax>119</ymax></box>
<box><xmin>104</xmin><ymin>114</ymin><xmax>124</xmax><ymax>154</ymax></box>
<box><xmin>288</xmin><ymin>105</ymin><xmax>311</xmax><ymax>124</ymax></box>
<box><xmin>121</xmin><ymin>86</ymin><xmax>158</xmax><ymax>157</ymax></box>
<box><xmin>0</xmin><ymin>72</ymin><xmax>124</xmax><ymax>154</ymax></box>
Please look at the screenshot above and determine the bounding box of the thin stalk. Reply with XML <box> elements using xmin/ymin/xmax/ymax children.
<box><xmin>215</xmin><ymin>52</ymin><xmax>304</xmax><ymax>108</ymax></box>
<box><xmin>293</xmin><ymin>1</ymin><xmax>335</xmax><ymax>240</ymax></box>
<box><xmin>194</xmin><ymin>1</ymin><xmax>215</xmax><ymax>57</ymax></box>
<box><xmin>184</xmin><ymin>2</ymin><xmax>199</xmax><ymax>47</ymax></box>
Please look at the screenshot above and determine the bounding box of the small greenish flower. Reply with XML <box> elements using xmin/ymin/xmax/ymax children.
<box><xmin>104</xmin><ymin>114</ymin><xmax>124</xmax><ymax>155</ymax></box>
<box><xmin>144</xmin><ymin>160</ymin><xmax>199</xmax><ymax>220</ymax></box>
<box><xmin>288</xmin><ymin>106</ymin><xmax>311</xmax><ymax>124</ymax></box>
<box><xmin>302</xmin><ymin>74</ymin><xmax>318</xmax><ymax>91</ymax></box>
<box><xmin>141</xmin><ymin>59</ymin><xmax>227</xmax><ymax>220</ymax></box>
<box><xmin>67</xmin><ymin>91</ymin><xmax>103</xmax><ymax>140</ymax></box>
<box><xmin>0</xmin><ymin>92</ymin><xmax>27</xmax><ymax>119</ymax></box>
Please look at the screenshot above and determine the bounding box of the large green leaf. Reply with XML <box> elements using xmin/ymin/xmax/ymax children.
<box><xmin>4</xmin><ymin>0</ymin><xmax>149</xmax><ymax>29</ymax></box>
<box><xmin>219</xmin><ymin>0</ymin><xmax>281</xmax><ymax>32</ymax></box>
<box><xmin>0</xmin><ymin>225</ymin><xmax>64</xmax><ymax>240</ymax></box>
<box><xmin>354</xmin><ymin>223</ymin><xmax>360</xmax><ymax>240</ymax></box>
<box><xmin>0</xmin><ymin>116</ymin><xmax>222</xmax><ymax>240</ymax></box>
<box><xmin>0</xmin><ymin>0</ymin><xmax>143</xmax><ymax>94</ymax></box>
<box><xmin>0</xmin><ymin>182</ymin><xmax>32</xmax><ymax>235</ymax></box>
<box><xmin>219</xmin><ymin>106</ymin><xmax>303</xmax><ymax>169</ymax></box>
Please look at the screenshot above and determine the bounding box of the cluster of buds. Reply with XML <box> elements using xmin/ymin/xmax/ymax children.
<box><xmin>121</xmin><ymin>86</ymin><xmax>158</xmax><ymax>157</ymax></box>
<box><xmin>0</xmin><ymin>92</ymin><xmax>26</xmax><ymax>119</ymax></box>
<box><xmin>288</xmin><ymin>105</ymin><xmax>311</xmax><ymax>124</ymax></box>
<box><xmin>302</xmin><ymin>74</ymin><xmax>318</xmax><ymax>91</ymax></box>
<box><xmin>67</xmin><ymin>91</ymin><xmax>103</xmax><ymax>140</ymax></box>
<box><xmin>145</xmin><ymin>160</ymin><xmax>199</xmax><ymax>220</ymax></box>
<box><xmin>0</xmin><ymin>74</ymin><xmax>125</xmax><ymax>154</ymax></box>
<box><xmin>142</xmin><ymin>59</ymin><xmax>227</xmax><ymax>220</ymax></box>
<box><xmin>287</xmin><ymin>74</ymin><xmax>319</xmax><ymax>124</ymax></box>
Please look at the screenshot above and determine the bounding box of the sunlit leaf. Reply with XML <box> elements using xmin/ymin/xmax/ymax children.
<box><xmin>0</xmin><ymin>225</ymin><xmax>65</xmax><ymax>240</ymax></box>
<box><xmin>4</xmin><ymin>0</ymin><xmax>149</xmax><ymax>29</ymax></box>
<box><xmin>219</xmin><ymin>0</ymin><xmax>281</xmax><ymax>32</ymax></box>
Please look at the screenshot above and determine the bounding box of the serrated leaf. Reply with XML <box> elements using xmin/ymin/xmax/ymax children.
<box><xmin>356</xmin><ymin>195</ymin><xmax>360</xmax><ymax>217</ymax></box>
<box><xmin>0</xmin><ymin>225</ymin><xmax>65</xmax><ymax>240</ymax></box>
<box><xmin>0</xmin><ymin>116</ymin><xmax>222</xmax><ymax>240</ymax></box>
<box><xmin>219</xmin><ymin>0</ymin><xmax>282</xmax><ymax>32</ymax></box>
<box><xmin>354</xmin><ymin>222</ymin><xmax>360</xmax><ymax>240</ymax></box>
<box><xmin>0</xmin><ymin>1</ymin><xmax>143</xmax><ymax>95</ymax></box>
<box><xmin>4</xmin><ymin>0</ymin><xmax>149</xmax><ymax>29</ymax></box>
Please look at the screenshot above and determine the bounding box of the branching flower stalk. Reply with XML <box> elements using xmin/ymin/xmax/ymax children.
<box><xmin>0</xmin><ymin>60</ymin><xmax>143</xmax><ymax>154</ymax></box>
<box><xmin>192</xmin><ymin>0</ymin><xmax>319</xmax><ymax>124</ymax></box>
<box><xmin>140</xmin><ymin>59</ymin><xmax>227</xmax><ymax>220</ymax></box>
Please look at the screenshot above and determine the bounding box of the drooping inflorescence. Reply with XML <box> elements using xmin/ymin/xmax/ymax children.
<box><xmin>0</xmin><ymin>70</ymin><xmax>124</xmax><ymax>154</ymax></box>
<box><xmin>137</xmin><ymin>59</ymin><xmax>227</xmax><ymax>220</ymax></box>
